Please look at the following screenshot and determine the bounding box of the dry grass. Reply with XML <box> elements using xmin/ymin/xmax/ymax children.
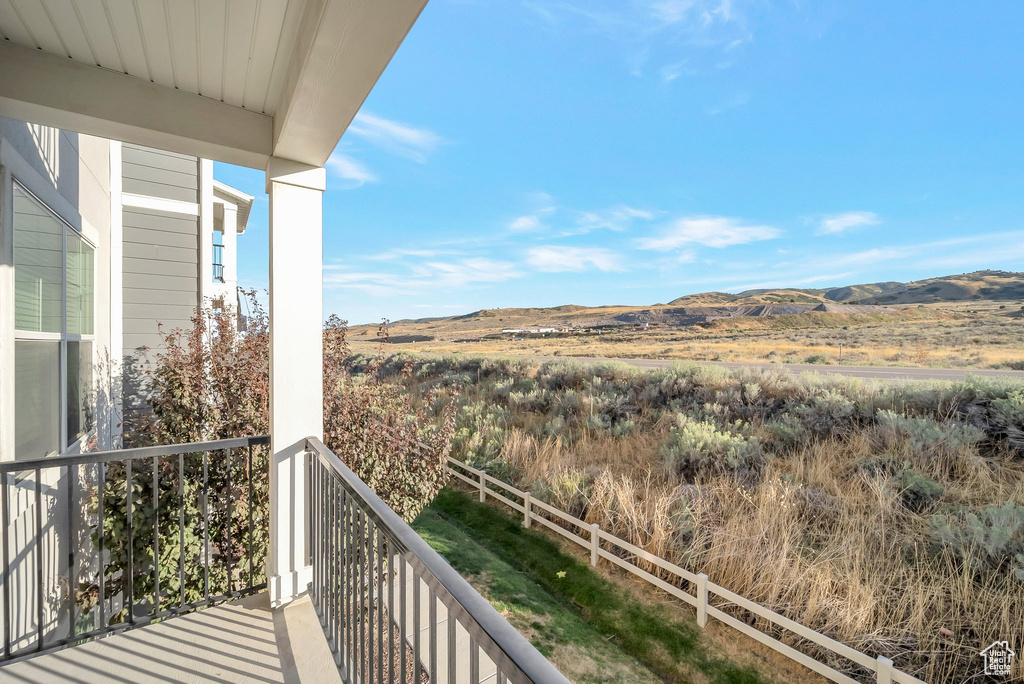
<box><xmin>492</xmin><ymin>428</ymin><xmax>1024</xmax><ymax>682</ymax></box>
<box><xmin>372</xmin><ymin>354</ymin><xmax>1024</xmax><ymax>683</ymax></box>
<box><xmin>351</xmin><ymin>301</ymin><xmax>1024</xmax><ymax>370</ymax></box>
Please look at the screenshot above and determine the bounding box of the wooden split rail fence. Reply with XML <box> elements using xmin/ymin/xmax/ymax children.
<box><xmin>446</xmin><ymin>457</ymin><xmax>926</xmax><ymax>684</ymax></box>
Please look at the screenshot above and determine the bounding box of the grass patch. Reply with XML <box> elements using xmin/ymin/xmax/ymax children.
<box><xmin>413</xmin><ymin>487</ymin><xmax>769</xmax><ymax>684</ymax></box>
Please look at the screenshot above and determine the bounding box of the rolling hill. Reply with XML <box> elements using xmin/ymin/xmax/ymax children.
<box><xmin>375</xmin><ymin>271</ymin><xmax>1023</xmax><ymax>332</ymax></box>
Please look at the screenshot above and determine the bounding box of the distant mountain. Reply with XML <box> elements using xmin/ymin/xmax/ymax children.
<box><xmin>855</xmin><ymin>270</ymin><xmax>1024</xmax><ymax>304</ymax></box>
<box><xmin>667</xmin><ymin>271</ymin><xmax>1023</xmax><ymax>307</ymax></box>
<box><xmin>377</xmin><ymin>270</ymin><xmax>1024</xmax><ymax>330</ymax></box>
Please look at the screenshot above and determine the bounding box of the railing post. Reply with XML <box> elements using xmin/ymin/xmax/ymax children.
<box><xmin>523</xmin><ymin>493</ymin><xmax>531</xmax><ymax>528</ymax></box>
<box><xmin>876</xmin><ymin>655</ymin><xmax>894</xmax><ymax>684</ymax></box>
<box><xmin>696</xmin><ymin>573</ymin><xmax>709</xmax><ymax>628</ymax></box>
<box><xmin>590</xmin><ymin>524</ymin><xmax>600</xmax><ymax>567</ymax></box>
<box><xmin>478</xmin><ymin>472</ymin><xmax>486</xmax><ymax>503</ymax></box>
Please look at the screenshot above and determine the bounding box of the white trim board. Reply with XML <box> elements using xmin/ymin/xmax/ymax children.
<box><xmin>121</xmin><ymin>193</ymin><xmax>199</xmax><ymax>216</ymax></box>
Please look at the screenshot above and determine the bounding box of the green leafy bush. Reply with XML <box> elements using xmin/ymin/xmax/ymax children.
<box><xmin>764</xmin><ymin>414</ymin><xmax>810</xmax><ymax>451</ymax></box>
<box><xmin>662</xmin><ymin>415</ymin><xmax>765</xmax><ymax>479</ymax></box>
<box><xmin>894</xmin><ymin>469</ymin><xmax>944</xmax><ymax>511</ymax></box>
<box><xmin>928</xmin><ymin>502</ymin><xmax>1024</xmax><ymax>580</ymax></box>
<box><xmin>875</xmin><ymin>410</ymin><xmax>985</xmax><ymax>454</ymax></box>
<box><xmin>534</xmin><ymin>467</ymin><xmax>593</xmax><ymax>520</ymax></box>
<box><xmin>990</xmin><ymin>390</ymin><xmax>1024</xmax><ymax>453</ymax></box>
<box><xmin>84</xmin><ymin>303</ymin><xmax>457</xmax><ymax>626</ymax></box>
<box><xmin>790</xmin><ymin>390</ymin><xmax>857</xmax><ymax>436</ymax></box>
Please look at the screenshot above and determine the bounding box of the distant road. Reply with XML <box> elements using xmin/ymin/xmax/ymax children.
<box><xmin>528</xmin><ymin>356</ymin><xmax>1024</xmax><ymax>382</ymax></box>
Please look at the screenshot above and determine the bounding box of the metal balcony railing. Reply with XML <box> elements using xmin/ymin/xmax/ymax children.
<box><xmin>0</xmin><ymin>435</ymin><xmax>270</xmax><ymax>665</ymax></box>
<box><xmin>212</xmin><ymin>243</ymin><xmax>224</xmax><ymax>282</ymax></box>
<box><xmin>307</xmin><ymin>437</ymin><xmax>569</xmax><ymax>684</ymax></box>
<box><xmin>1</xmin><ymin>434</ymin><xmax>567</xmax><ymax>681</ymax></box>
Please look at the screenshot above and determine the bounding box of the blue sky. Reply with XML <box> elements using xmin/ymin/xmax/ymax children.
<box><xmin>216</xmin><ymin>0</ymin><xmax>1024</xmax><ymax>325</ymax></box>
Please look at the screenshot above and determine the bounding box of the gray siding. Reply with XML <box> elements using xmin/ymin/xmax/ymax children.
<box><xmin>121</xmin><ymin>144</ymin><xmax>199</xmax><ymax>203</ymax></box>
<box><xmin>121</xmin><ymin>145</ymin><xmax>200</xmax><ymax>379</ymax></box>
<box><xmin>122</xmin><ymin>209</ymin><xmax>199</xmax><ymax>353</ymax></box>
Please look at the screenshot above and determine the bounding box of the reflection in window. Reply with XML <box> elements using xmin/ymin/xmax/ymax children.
<box><xmin>67</xmin><ymin>341</ymin><xmax>94</xmax><ymax>448</ymax></box>
<box><xmin>13</xmin><ymin>187</ymin><xmax>63</xmax><ymax>333</ymax></box>
<box><xmin>12</xmin><ymin>183</ymin><xmax>96</xmax><ymax>459</ymax></box>
<box><xmin>67</xmin><ymin>231</ymin><xmax>95</xmax><ymax>335</ymax></box>
<box><xmin>14</xmin><ymin>341</ymin><xmax>60</xmax><ymax>459</ymax></box>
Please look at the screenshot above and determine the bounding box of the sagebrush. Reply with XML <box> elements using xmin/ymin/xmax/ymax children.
<box><xmin>362</xmin><ymin>353</ymin><xmax>1024</xmax><ymax>684</ymax></box>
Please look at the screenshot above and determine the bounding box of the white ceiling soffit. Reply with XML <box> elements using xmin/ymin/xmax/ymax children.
<box><xmin>0</xmin><ymin>0</ymin><xmax>427</xmax><ymax>169</ymax></box>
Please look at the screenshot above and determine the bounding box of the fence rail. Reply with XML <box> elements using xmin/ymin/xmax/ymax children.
<box><xmin>0</xmin><ymin>435</ymin><xmax>270</xmax><ymax>666</ymax></box>
<box><xmin>308</xmin><ymin>437</ymin><xmax>570</xmax><ymax>684</ymax></box>
<box><xmin>447</xmin><ymin>457</ymin><xmax>926</xmax><ymax>684</ymax></box>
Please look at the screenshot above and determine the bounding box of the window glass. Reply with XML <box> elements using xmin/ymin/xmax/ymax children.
<box><xmin>13</xmin><ymin>186</ymin><xmax>63</xmax><ymax>333</ymax></box>
<box><xmin>67</xmin><ymin>341</ymin><xmax>94</xmax><ymax>447</ymax></box>
<box><xmin>66</xmin><ymin>231</ymin><xmax>95</xmax><ymax>335</ymax></box>
<box><xmin>15</xmin><ymin>341</ymin><xmax>61</xmax><ymax>459</ymax></box>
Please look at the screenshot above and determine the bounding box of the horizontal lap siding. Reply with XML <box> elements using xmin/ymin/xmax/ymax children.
<box><xmin>121</xmin><ymin>144</ymin><xmax>200</xmax><ymax>363</ymax></box>
<box><xmin>122</xmin><ymin>144</ymin><xmax>199</xmax><ymax>203</ymax></box>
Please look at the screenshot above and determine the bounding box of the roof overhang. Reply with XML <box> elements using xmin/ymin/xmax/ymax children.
<box><xmin>213</xmin><ymin>180</ymin><xmax>255</xmax><ymax>234</ymax></box>
<box><xmin>0</xmin><ymin>0</ymin><xmax>428</xmax><ymax>170</ymax></box>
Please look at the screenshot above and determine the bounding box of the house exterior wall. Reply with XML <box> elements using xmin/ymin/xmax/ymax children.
<box><xmin>121</xmin><ymin>207</ymin><xmax>200</xmax><ymax>352</ymax></box>
<box><xmin>119</xmin><ymin>144</ymin><xmax>201</xmax><ymax>416</ymax></box>
<box><xmin>0</xmin><ymin>119</ymin><xmax>113</xmax><ymax>456</ymax></box>
<box><xmin>122</xmin><ymin>146</ymin><xmax>200</xmax><ymax>204</ymax></box>
<box><xmin>0</xmin><ymin>118</ymin><xmax>112</xmax><ymax>651</ymax></box>
<box><xmin>1</xmin><ymin>123</ymin><xmax>253</xmax><ymax>655</ymax></box>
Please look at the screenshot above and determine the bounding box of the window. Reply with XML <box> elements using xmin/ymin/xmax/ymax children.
<box><xmin>12</xmin><ymin>183</ymin><xmax>95</xmax><ymax>459</ymax></box>
<box><xmin>212</xmin><ymin>230</ymin><xmax>224</xmax><ymax>282</ymax></box>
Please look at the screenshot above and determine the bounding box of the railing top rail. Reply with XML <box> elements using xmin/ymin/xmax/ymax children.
<box><xmin>306</xmin><ymin>436</ymin><xmax>570</xmax><ymax>684</ymax></box>
<box><xmin>0</xmin><ymin>435</ymin><xmax>270</xmax><ymax>473</ymax></box>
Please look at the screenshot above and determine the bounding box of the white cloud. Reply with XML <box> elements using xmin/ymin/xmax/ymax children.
<box><xmin>650</xmin><ymin>0</ymin><xmax>697</xmax><ymax>24</ymax></box>
<box><xmin>722</xmin><ymin>272</ymin><xmax>855</xmax><ymax>291</ymax></box>
<box><xmin>526</xmin><ymin>191</ymin><xmax>559</xmax><ymax>216</ymax></box>
<box><xmin>347</xmin><ymin>112</ymin><xmax>444</xmax><ymax>163</ymax></box>
<box><xmin>324</xmin><ymin>258</ymin><xmax>521</xmax><ymax>297</ymax></box>
<box><xmin>325</xmin><ymin>152</ymin><xmax>377</xmax><ymax>187</ymax></box>
<box><xmin>574</xmin><ymin>205</ymin><xmax>655</xmax><ymax>233</ymax></box>
<box><xmin>705</xmin><ymin>91</ymin><xmax>750</xmax><ymax>115</ymax></box>
<box><xmin>367</xmin><ymin>248</ymin><xmax>460</xmax><ymax>261</ymax></box>
<box><xmin>526</xmin><ymin>246</ymin><xmax>624</xmax><ymax>272</ymax></box>
<box><xmin>660</xmin><ymin>60</ymin><xmax>697</xmax><ymax>82</ymax></box>
<box><xmin>525</xmin><ymin>1</ymin><xmax>753</xmax><ymax>80</ymax></box>
<box><xmin>677</xmin><ymin>250</ymin><xmax>698</xmax><ymax>264</ymax></box>
<box><xmin>509</xmin><ymin>215</ymin><xmax>544</xmax><ymax>232</ymax></box>
<box><xmin>425</xmin><ymin>259</ymin><xmax>521</xmax><ymax>286</ymax></box>
<box><xmin>637</xmin><ymin>216</ymin><xmax>781</xmax><ymax>250</ymax></box>
<box><xmin>797</xmin><ymin>231</ymin><xmax>1024</xmax><ymax>272</ymax></box>
<box><xmin>818</xmin><ymin>211</ymin><xmax>880</xmax><ymax>235</ymax></box>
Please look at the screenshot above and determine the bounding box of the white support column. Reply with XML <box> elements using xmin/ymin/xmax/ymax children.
<box><xmin>108</xmin><ymin>141</ymin><xmax>123</xmax><ymax>449</ymax></box>
<box><xmin>266</xmin><ymin>158</ymin><xmax>325</xmax><ymax>607</ymax></box>
<box><xmin>198</xmin><ymin>159</ymin><xmax>214</xmax><ymax>305</ymax></box>
<box><xmin>222</xmin><ymin>204</ymin><xmax>238</xmax><ymax>287</ymax></box>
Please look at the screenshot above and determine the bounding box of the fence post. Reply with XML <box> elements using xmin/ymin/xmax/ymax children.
<box><xmin>523</xmin><ymin>492</ymin><xmax>532</xmax><ymax>528</ymax></box>
<box><xmin>875</xmin><ymin>656</ymin><xmax>893</xmax><ymax>684</ymax></box>
<box><xmin>590</xmin><ymin>524</ymin><xmax>600</xmax><ymax>567</ymax></box>
<box><xmin>696</xmin><ymin>573</ymin><xmax>709</xmax><ymax>628</ymax></box>
<box><xmin>478</xmin><ymin>472</ymin><xmax>486</xmax><ymax>503</ymax></box>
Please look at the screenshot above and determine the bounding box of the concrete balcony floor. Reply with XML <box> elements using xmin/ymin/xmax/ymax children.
<box><xmin>2</xmin><ymin>593</ymin><xmax>341</xmax><ymax>684</ymax></box>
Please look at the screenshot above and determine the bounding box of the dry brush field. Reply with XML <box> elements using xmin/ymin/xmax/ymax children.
<box><xmin>359</xmin><ymin>353</ymin><xmax>1024</xmax><ymax>683</ymax></box>
<box><xmin>349</xmin><ymin>301</ymin><xmax>1024</xmax><ymax>371</ymax></box>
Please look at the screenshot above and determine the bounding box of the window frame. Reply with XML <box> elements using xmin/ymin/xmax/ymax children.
<box><xmin>12</xmin><ymin>179</ymin><xmax>97</xmax><ymax>458</ymax></box>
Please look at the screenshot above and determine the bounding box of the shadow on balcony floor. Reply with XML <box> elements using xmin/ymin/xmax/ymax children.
<box><xmin>1</xmin><ymin>592</ymin><xmax>341</xmax><ymax>684</ymax></box>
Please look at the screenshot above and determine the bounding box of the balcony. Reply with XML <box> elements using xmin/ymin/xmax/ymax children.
<box><xmin>0</xmin><ymin>437</ymin><xmax>568</xmax><ymax>683</ymax></box>
<box><xmin>213</xmin><ymin>244</ymin><xmax>225</xmax><ymax>283</ymax></box>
